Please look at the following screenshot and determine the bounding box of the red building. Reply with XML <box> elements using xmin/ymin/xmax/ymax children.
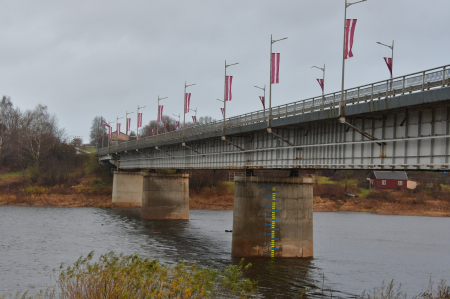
<box><xmin>368</xmin><ymin>171</ymin><xmax>408</xmax><ymax>189</ymax></box>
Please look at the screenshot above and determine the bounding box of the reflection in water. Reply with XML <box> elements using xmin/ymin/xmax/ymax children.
<box><xmin>0</xmin><ymin>206</ymin><xmax>449</xmax><ymax>298</ymax></box>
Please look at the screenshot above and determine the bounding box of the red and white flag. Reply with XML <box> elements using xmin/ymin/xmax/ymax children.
<box><xmin>108</xmin><ymin>126</ymin><xmax>112</xmax><ymax>138</ymax></box>
<box><xmin>271</xmin><ymin>53</ymin><xmax>280</xmax><ymax>84</ymax></box>
<box><xmin>126</xmin><ymin>118</ymin><xmax>131</xmax><ymax>132</ymax></box>
<box><xmin>317</xmin><ymin>79</ymin><xmax>324</xmax><ymax>91</ymax></box>
<box><xmin>185</xmin><ymin>93</ymin><xmax>191</xmax><ymax>113</ymax></box>
<box><xmin>220</xmin><ymin>108</ymin><xmax>224</xmax><ymax>116</ymax></box>
<box><xmin>158</xmin><ymin>105</ymin><xmax>163</xmax><ymax>122</ymax></box>
<box><xmin>117</xmin><ymin>123</ymin><xmax>121</xmax><ymax>136</ymax></box>
<box><xmin>176</xmin><ymin>121</ymin><xmax>180</xmax><ymax>128</ymax></box>
<box><xmin>151</xmin><ymin>129</ymin><xmax>154</xmax><ymax>136</ymax></box>
<box><xmin>259</xmin><ymin>96</ymin><xmax>265</xmax><ymax>109</ymax></box>
<box><xmin>345</xmin><ymin>19</ymin><xmax>357</xmax><ymax>59</ymax></box>
<box><xmin>103</xmin><ymin>121</ymin><xmax>110</xmax><ymax>127</ymax></box>
<box><xmin>384</xmin><ymin>57</ymin><xmax>393</xmax><ymax>78</ymax></box>
<box><xmin>192</xmin><ymin>116</ymin><xmax>197</xmax><ymax>123</ymax></box>
<box><xmin>138</xmin><ymin>113</ymin><xmax>143</xmax><ymax>127</ymax></box>
<box><xmin>225</xmin><ymin>76</ymin><xmax>233</xmax><ymax>101</ymax></box>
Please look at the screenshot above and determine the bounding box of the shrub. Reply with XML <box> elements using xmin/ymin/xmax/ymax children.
<box><xmin>1</xmin><ymin>252</ymin><xmax>258</xmax><ymax>298</ymax></box>
<box><xmin>314</xmin><ymin>184</ymin><xmax>346</xmax><ymax>200</ymax></box>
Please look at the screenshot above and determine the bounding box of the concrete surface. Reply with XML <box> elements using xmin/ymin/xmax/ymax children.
<box><xmin>141</xmin><ymin>173</ymin><xmax>189</xmax><ymax>220</ymax></box>
<box><xmin>112</xmin><ymin>172</ymin><xmax>145</xmax><ymax>206</ymax></box>
<box><xmin>232</xmin><ymin>176</ymin><xmax>313</xmax><ymax>258</ymax></box>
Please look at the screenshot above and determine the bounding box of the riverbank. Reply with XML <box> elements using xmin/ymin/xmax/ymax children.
<box><xmin>2</xmin><ymin>190</ymin><xmax>450</xmax><ymax>217</ymax></box>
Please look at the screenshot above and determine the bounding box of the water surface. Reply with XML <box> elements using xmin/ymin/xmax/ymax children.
<box><xmin>0</xmin><ymin>206</ymin><xmax>449</xmax><ymax>298</ymax></box>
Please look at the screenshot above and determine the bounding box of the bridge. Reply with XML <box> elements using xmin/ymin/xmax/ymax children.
<box><xmin>99</xmin><ymin>64</ymin><xmax>450</xmax><ymax>259</ymax></box>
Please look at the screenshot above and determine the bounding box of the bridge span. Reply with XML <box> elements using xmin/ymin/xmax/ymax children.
<box><xmin>99</xmin><ymin>64</ymin><xmax>450</xmax><ymax>259</ymax></box>
<box><xmin>99</xmin><ymin>64</ymin><xmax>450</xmax><ymax>171</ymax></box>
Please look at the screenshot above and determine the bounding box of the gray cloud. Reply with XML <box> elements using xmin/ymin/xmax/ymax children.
<box><xmin>0</xmin><ymin>0</ymin><xmax>449</xmax><ymax>141</ymax></box>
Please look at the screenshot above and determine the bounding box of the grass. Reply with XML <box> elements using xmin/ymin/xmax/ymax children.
<box><xmin>359</xmin><ymin>188</ymin><xmax>371</xmax><ymax>198</ymax></box>
<box><xmin>0</xmin><ymin>171</ymin><xmax>23</xmax><ymax>178</ymax></box>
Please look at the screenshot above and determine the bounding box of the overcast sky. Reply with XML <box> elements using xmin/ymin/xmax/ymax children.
<box><xmin>1</xmin><ymin>0</ymin><xmax>449</xmax><ymax>142</ymax></box>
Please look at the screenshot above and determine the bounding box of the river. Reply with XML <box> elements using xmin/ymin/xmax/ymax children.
<box><xmin>0</xmin><ymin>206</ymin><xmax>449</xmax><ymax>298</ymax></box>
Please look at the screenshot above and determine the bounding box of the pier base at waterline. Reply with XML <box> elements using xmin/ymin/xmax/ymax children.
<box><xmin>141</xmin><ymin>173</ymin><xmax>189</xmax><ymax>220</ymax></box>
<box><xmin>231</xmin><ymin>176</ymin><xmax>313</xmax><ymax>258</ymax></box>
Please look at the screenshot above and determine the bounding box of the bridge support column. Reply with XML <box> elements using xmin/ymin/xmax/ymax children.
<box><xmin>232</xmin><ymin>176</ymin><xmax>313</xmax><ymax>258</ymax></box>
<box><xmin>141</xmin><ymin>173</ymin><xmax>189</xmax><ymax>220</ymax></box>
<box><xmin>112</xmin><ymin>171</ymin><xmax>145</xmax><ymax>207</ymax></box>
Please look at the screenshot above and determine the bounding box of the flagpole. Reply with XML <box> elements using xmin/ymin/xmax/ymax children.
<box><xmin>391</xmin><ymin>40</ymin><xmax>394</xmax><ymax>79</ymax></box>
<box><xmin>190</xmin><ymin>107</ymin><xmax>197</xmax><ymax>125</ymax></box>
<box><xmin>340</xmin><ymin>0</ymin><xmax>367</xmax><ymax>120</ymax></box>
<box><xmin>269</xmin><ymin>35</ymin><xmax>272</xmax><ymax>127</ymax></box>
<box><xmin>312</xmin><ymin>64</ymin><xmax>326</xmax><ymax>108</ymax></box>
<box><xmin>157</xmin><ymin>95</ymin><xmax>168</xmax><ymax>136</ymax></box>
<box><xmin>254</xmin><ymin>85</ymin><xmax>266</xmax><ymax>118</ymax></box>
<box><xmin>173</xmin><ymin>114</ymin><xmax>180</xmax><ymax>130</ymax></box>
<box><xmin>126</xmin><ymin>110</ymin><xmax>134</xmax><ymax>136</ymax></box>
<box><xmin>108</xmin><ymin>120</ymin><xmax>115</xmax><ymax>150</ymax></box>
<box><xmin>183</xmin><ymin>82</ymin><xmax>196</xmax><ymax>140</ymax></box>
<box><xmin>183</xmin><ymin>83</ymin><xmax>186</xmax><ymax>140</ymax></box>
<box><xmin>223</xmin><ymin>60</ymin><xmax>226</xmax><ymax>134</ymax></box>
<box><xmin>340</xmin><ymin>0</ymin><xmax>348</xmax><ymax>119</ymax></box>
<box><xmin>269</xmin><ymin>35</ymin><xmax>288</xmax><ymax>128</ymax></box>
<box><xmin>223</xmin><ymin>60</ymin><xmax>239</xmax><ymax>135</ymax></box>
<box><xmin>137</xmin><ymin>105</ymin><xmax>146</xmax><ymax>140</ymax></box>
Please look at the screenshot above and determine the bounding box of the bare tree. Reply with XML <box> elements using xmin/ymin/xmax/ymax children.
<box><xmin>20</xmin><ymin>104</ymin><xmax>63</xmax><ymax>170</ymax></box>
<box><xmin>89</xmin><ymin>116</ymin><xmax>106</xmax><ymax>146</ymax></box>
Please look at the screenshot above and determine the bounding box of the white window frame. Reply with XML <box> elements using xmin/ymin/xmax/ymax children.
<box><xmin>398</xmin><ymin>181</ymin><xmax>403</xmax><ymax>186</ymax></box>
<box><xmin>382</xmin><ymin>180</ymin><xmax>386</xmax><ymax>186</ymax></box>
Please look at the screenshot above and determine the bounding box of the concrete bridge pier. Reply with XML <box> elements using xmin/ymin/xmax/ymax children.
<box><xmin>141</xmin><ymin>173</ymin><xmax>189</xmax><ymax>220</ymax></box>
<box><xmin>112</xmin><ymin>171</ymin><xmax>189</xmax><ymax>220</ymax></box>
<box><xmin>232</xmin><ymin>176</ymin><xmax>313</xmax><ymax>258</ymax></box>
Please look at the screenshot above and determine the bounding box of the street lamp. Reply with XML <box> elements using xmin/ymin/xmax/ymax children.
<box><xmin>107</xmin><ymin>120</ymin><xmax>115</xmax><ymax>150</ymax></box>
<box><xmin>312</xmin><ymin>64</ymin><xmax>325</xmax><ymax>109</ymax></box>
<box><xmin>157</xmin><ymin>96</ymin><xmax>167</xmax><ymax>136</ymax></box>
<box><xmin>137</xmin><ymin>105</ymin><xmax>146</xmax><ymax>140</ymax></box>
<box><xmin>269</xmin><ymin>35</ymin><xmax>288</xmax><ymax>127</ymax></box>
<box><xmin>340</xmin><ymin>0</ymin><xmax>367</xmax><ymax>119</ymax></box>
<box><xmin>377</xmin><ymin>40</ymin><xmax>394</xmax><ymax>78</ymax></box>
<box><xmin>190</xmin><ymin>107</ymin><xmax>197</xmax><ymax>125</ymax></box>
<box><xmin>115</xmin><ymin>116</ymin><xmax>123</xmax><ymax>145</ymax></box>
<box><xmin>254</xmin><ymin>85</ymin><xmax>266</xmax><ymax>118</ymax></box>
<box><xmin>125</xmin><ymin>110</ymin><xmax>134</xmax><ymax>136</ymax></box>
<box><xmin>183</xmin><ymin>82</ymin><xmax>196</xmax><ymax>140</ymax></box>
<box><xmin>173</xmin><ymin>114</ymin><xmax>180</xmax><ymax>130</ymax></box>
<box><xmin>222</xmin><ymin>60</ymin><xmax>239</xmax><ymax>134</ymax></box>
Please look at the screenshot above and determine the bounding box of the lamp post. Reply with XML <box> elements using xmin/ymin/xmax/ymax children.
<box><xmin>269</xmin><ymin>35</ymin><xmax>288</xmax><ymax>127</ymax></box>
<box><xmin>340</xmin><ymin>0</ymin><xmax>367</xmax><ymax>119</ymax></box>
<box><xmin>183</xmin><ymin>82</ymin><xmax>195</xmax><ymax>140</ymax></box>
<box><xmin>222</xmin><ymin>60</ymin><xmax>239</xmax><ymax>134</ymax></box>
<box><xmin>377</xmin><ymin>40</ymin><xmax>394</xmax><ymax>78</ymax></box>
<box><xmin>116</xmin><ymin>116</ymin><xmax>123</xmax><ymax>142</ymax></box>
<box><xmin>312</xmin><ymin>64</ymin><xmax>325</xmax><ymax>108</ymax></box>
<box><xmin>173</xmin><ymin>114</ymin><xmax>180</xmax><ymax>130</ymax></box>
<box><xmin>157</xmin><ymin>96</ymin><xmax>167</xmax><ymax>136</ymax></box>
<box><xmin>254</xmin><ymin>85</ymin><xmax>266</xmax><ymax>118</ymax></box>
<box><xmin>107</xmin><ymin>120</ymin><xmax>115</xmax><ymax>149</ymax></box>
<box><xmin>190</xmin><ymin>108</ymin><xmax>197</xmax><ymax>125</ymax></box>
<box><xmin>137</xmin><ymin>105</ymin><xmax>146</xmax><ymax>140</ymax></box>
<box><xmin>125</xmin><ymin>110</ymin><xmax>134</xmax><ymax>136</ymax></box>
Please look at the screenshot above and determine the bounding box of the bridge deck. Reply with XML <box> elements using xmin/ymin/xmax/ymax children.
<box><xmin>99</xmin><ymin>65</ymin><xmax>450</xmax><ymax>170</ymax></box>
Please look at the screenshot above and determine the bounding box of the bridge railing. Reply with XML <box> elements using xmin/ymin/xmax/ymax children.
<box><xmin>98</xmin><ymin>64</ymin><xmax>450</xmax><ymax>155</ymax></box>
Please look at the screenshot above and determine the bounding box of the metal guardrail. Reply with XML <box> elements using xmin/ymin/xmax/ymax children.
<box><xmin>99</xmin><ymin>64</ymin><xmax>450</xmax><ymax>155</ymax></box>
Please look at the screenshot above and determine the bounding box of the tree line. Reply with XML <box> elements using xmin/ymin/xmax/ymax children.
<box><xmin>89</xmin><ymin>114</ymin><xmax>216</xmax><ymax>146</ymax></box>
<box><xmin>0</xmin><ymin>96</ymin><xmax>87</xmax><ymax>185</ymax></box>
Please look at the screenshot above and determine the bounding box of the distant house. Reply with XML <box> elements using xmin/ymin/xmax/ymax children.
<box><xmin>368</xmin><ymin>171</ymin><xmax>408</xmax><ymax>189</ymax></box>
